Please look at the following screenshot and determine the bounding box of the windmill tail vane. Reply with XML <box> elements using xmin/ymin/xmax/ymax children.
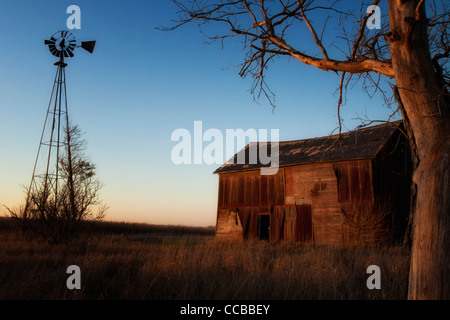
<box><xmin>25</xmin><ymin>30</ymin><xmax>96</xmax><ymax>215</ymax></box>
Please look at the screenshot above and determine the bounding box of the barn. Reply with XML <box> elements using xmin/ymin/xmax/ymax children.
<box><xmin>213</xmin><ymin>121</ymin><xmax>412</xmax><ymax>245</ymax></box>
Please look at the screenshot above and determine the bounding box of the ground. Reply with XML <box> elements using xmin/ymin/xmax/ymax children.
<box><xmin>0</xmin><ymin>217</ymin><xmax>409</xmax><ymax>300</ymax></box>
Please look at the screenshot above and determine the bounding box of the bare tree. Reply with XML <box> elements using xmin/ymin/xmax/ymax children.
<box><xmin>342</xmin><ymin>199</ymin><xmax>391</xmax><ymax>246</ymax></box>
<box><xmin>6</xmin><ymin>125</ymin><xmax>107</xmax><ymax>244</ymax></box>
<box><xmin>164</xmin><ymin>0</ymin><xmax>450</xmax><ymax>299</ymax></box>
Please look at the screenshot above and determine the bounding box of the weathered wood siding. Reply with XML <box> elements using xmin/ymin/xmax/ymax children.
<box><xmin>332</xmin><ymin>160</ymin><xmax>374</xmax><ymax>203</ymax></box>
<box><xmin>333</xmin><ymin>160</ymin><xmax>378</xmax><ymax>245</ymax></box>
<box><xmin>285</xmin><ymin>162</ymin><xmax>343</xmax><ymax>245</ymax></box>
<box><xmin>284</xmin><ymin>159</ymin><xmax>375</xmax><ymax>245</ymax></box>
<box><xmin>216</xmin><ymin>159</ymin><xmax>389</xmax><ymax>245</ymax></box>
<box><xmin>217</xmin><ymin>170</ymin><xmax>285</xmax><ymax>209</ymax></box>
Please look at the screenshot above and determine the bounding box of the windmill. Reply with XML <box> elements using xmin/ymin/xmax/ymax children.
<box><xmin>25</xmin><ymin>30</ymin><xmax>96</xmax><ymax>217</ymax></box>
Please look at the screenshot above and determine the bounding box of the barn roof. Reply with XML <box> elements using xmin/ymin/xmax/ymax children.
<box><xmin>214</xmin><ymin>120</ymin><xmax>403</xmax><ymax>174</ymax></box>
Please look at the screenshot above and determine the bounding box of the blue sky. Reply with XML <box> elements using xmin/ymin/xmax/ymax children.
<box><xmin>0</xmin><ymin>0</ymin><xmax>399</xmax><ymax>226</ymax></box>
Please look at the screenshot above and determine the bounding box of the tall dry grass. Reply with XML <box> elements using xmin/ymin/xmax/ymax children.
<box><xmin>0</xmin><ymin>233</ymin><xmax>410</xmax><ymax>300</ymax></box>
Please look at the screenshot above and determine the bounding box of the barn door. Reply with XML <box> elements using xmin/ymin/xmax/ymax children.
<box><xmin>258</xmin><ymin>214</ymin><xmax>270</xmax><ymax>241</ymax></box>
<box><xmin>296</xmin><ymin>201</ymin><xmax>313</xmax><ymax>242</ymax></box>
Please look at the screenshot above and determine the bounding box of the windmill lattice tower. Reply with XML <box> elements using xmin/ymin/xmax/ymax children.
<box><xmin>25</xmin><ymin>30</ymin><xmax>95</xmax><ymax>216</ymax></box>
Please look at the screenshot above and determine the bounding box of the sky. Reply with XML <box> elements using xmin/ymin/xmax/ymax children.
<box><xmin>0</xmin><ymin>0</ymin><xmax>399</xmax><ymax>227</ymax></box>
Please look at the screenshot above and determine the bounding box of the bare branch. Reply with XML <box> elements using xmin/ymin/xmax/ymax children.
<box><xmin>416</xmin><ymin>0</ymin><xmax>426</xmax><ymax>20</ymax></box>
<box><xmin>299</xmin><ymin>4</ymin><xmax>329</xmax><ymax>60</ymax></box>
<box><xmin>351</xmin><ymin>0</ymin><xmax>381</xmax><ymax>59</ymax></box>
<box><xmin>268</xmin><ymin>34</ymin><xmax>394</xmax><ymax>76</ymax></box>
<box><xmin>161</xmin><ymin>0</ymin><xmax>446</xmax><ymax>111</ymax></box>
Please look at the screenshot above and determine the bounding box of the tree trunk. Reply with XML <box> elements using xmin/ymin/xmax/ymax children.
<box><xmin>388</xmin><ymin>0</ymin><xmax>450</xmax><ymax>299</ymax></box>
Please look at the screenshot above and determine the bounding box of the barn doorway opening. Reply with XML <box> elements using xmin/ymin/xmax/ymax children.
<box><xmin>258</xmin><ymin>214</ymin><xmax>270</xmax><ymax>241</ymax></box>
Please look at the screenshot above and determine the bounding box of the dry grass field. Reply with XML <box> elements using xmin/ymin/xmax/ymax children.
<box><xmin>0</xmin><ymin>217</ymin><xmax>410</xmax><ymax>300</ymax></box>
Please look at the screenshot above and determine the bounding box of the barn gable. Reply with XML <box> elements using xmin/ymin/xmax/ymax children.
<box><xmin>214</xmin><ymin>121</ymin><xmax>411</xmax><ymax>245</ymax></box>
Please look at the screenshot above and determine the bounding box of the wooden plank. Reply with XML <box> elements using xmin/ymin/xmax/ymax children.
<box><xmin>260</xmin><ymin>175</ymin><xmax>268</xmax><ymax>206</ymax></box>
<box><xmin>253</xmin><ymin>175</ymin><xmax>260</xmax><ymax>206</ymax></box>
<box><xmin>266</xmin><ymin>175</ymin><xmax>274</xmax><ymax>205</ymax></box>
<box><xmin>283</xmin><ymin>218</ymin><xmax>296</xmax><ymax>242</ymax></box>
<box><xmin>285</xmin><ymin>196</ymin><xmax>295</xmax><ymax>205</ymax></box>
<box><xmin>237</xmin><ymin>207</ymin><xmax>251</xmax><ymax>239</ymax></box>
<box><xmin>350</xmin><ymin>163</ymin><xmax>361</xmax><ymax>201</ymax></box>
<box><xmin>223</xmin><ymin>176</ymin><xmax>230</xmax><ymax>208</ymax></box>
<box><xmin>248</xmin><ymin>207</ymin><xmax>260</xmax><ymax>240</ymax></box>
<box><xmin>277</xmin><ymin>171</ymin><xmax>285</xmax><ymax>205</ymax></box>
<box><xmin>237</xmin><ymin>175</ymin><xmax>245</xmax><ymax>207</ymax></box>
<box><xmin>218</xmin><ymin>176</ymin><xmax>224</xmax><ymax>209</ymax></box>
<box><xmin>285</xmin><ymin>167</ymin><xmax>294</xmax><ymax>197</ymax></box>
<box><xmin>296</xmin><ymin>204</ymin><xmax>313</xmax><ymax>242</ymax></box>
<box><xmin>244</xmin><ymin>175</ymin><xmax>253</xmax><ymax>206</ymax></box>
<box><xmin>359</xmin><ymin>160</ymin><xmax>373</xmax><ymax>201</ymax></box>
<box><xmin>270</xmin><ymin>206</ymin><xmax>284</xmax><ymax>242</ymax></box>
<box><xmin>342</xmin><ymin>163</ymin><xmax>350</xmax><ymax>202</ymax></box>
<box><xmin>229</xmin><ymin>176</ymin><xmax>236</xmax><ymax>208</ymax></box>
